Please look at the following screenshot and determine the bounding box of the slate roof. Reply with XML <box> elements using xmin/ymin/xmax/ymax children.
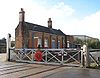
<box><xmin>24</xmin><ymin>22</ymin><xmax>66</xmax><ymax>36</ymax></box>
<box><xmin>0</xmin><ymin>38</ymin><xmax>6</xmax><ymax>46</ymax></box>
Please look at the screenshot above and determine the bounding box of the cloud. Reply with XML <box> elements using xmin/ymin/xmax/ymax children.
<box><xmin>63</xmin><ymin>11</ymin><xmax>100</xmax><ymax>39</ymax></box>
<box><xmin>48</xmin><ymin>2</ymin><xmax>75</xmax><ymax>17</ymax></box>
<box><xmin>0</xmin><ymin>0</ymin><xmax>75</xmax><ymax>39</ymax></box>
<box><xmin>25</xmin><ymin>1</ymin><xmax>75</xmax><ymax>27</ymax></box>
<box><xmin>1</xmin><ymin>0</ymin><xmax>100</xmax><ymax>40</ymax></box>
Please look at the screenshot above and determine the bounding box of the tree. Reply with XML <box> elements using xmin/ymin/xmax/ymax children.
<box><xmin>74</xmin><ymin>38</ymin><xmax>100</xmax><ymax>49</ymax></box>
<box><xmin>88</xmin><ymin>41</ymin><xmax>100</xmax><ymax>49</ymax></box>
<box><xmin>74</xmin><ymin>38</ymin><xmax>84</xmax><ymax>45</ymax></box>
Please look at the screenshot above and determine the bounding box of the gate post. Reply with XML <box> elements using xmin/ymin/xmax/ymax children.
<box><xmin>61</xmin><ymin>49</ymin><xmax>64</xmax><ymax>65</ymax></box>
<box><xmin>80</xmin><ymin>47</ymin><xmax>84</xmax><ymax>67</ymax></box>
<box><xmin>85</xmin><ymin>45</ymin><xmax>90</xmax><ymax>67</ymax></box>
<box><xmin>6</xmin><ymin>33</ymin><xmax>11</xmax><ymax>61</ymax></box>
<box><xmin>81</xmin><ymin>44</ymin><xmax>90</xmax><ymax>68</ymax></box>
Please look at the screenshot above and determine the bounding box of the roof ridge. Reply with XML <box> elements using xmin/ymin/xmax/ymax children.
<box><xmin>25</xmin><ymin>22</ymin><xmax>65</xmax><ymax>36</ymax></box>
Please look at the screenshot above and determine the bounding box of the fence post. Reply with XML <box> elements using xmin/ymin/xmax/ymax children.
<box><xmin>6</xmin><ymin>33</ymin><xmax>11</xmax><ymax>61</ymax></box>
<box><xmin>61</xmin><ymin>49</ymin><xmax>64</xmax><ymax>65</ymax></box>
<box><xmin>85</xmin><ymin>46</ymin><xmax>90</xmax><ymax>67</ymax></box>
<box><xmin>45</xmin><ymin>50</ymin><xmax>47</xmax><ymax>64</ymax></box>
<box><xmin>80</xmin><ymin>47</ymin><xmax>84</xmax><ymax>67</ymax></box>
<box><xmin>31</xmin><ymin>50</ymin><xmax>34</xmax><ymax>62</ymax></box>
<box><xmin>82</xmin><ymin>44</ymin><xmax>90</xmax><ymax>67</ymax></box>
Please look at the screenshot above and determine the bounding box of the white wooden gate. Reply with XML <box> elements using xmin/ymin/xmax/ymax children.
<box><xmin>9</xmin><ymin>48</ymin><xmax>81</xmax><ymax>66</ymax></box>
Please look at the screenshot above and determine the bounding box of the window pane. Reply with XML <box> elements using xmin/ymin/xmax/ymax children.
<box><xmin>58</xmin><ymin>41</ymin><xmax>60</xmax><ymax>48</ymax></box>
<box><xmin>63</xmin><ymin>39</ymin><xmax>65</xmax><ymax>48</ymax></box>
<box><xmin>44</xmin><ymin>39</ymin><xmax>48</xmax><ymax>47</ymax></box>
<box><xmin>52</xmin><ymin>40</ymin><xmax>55</xmax><ymax>48</ymax></box>
<box><xmin>37</xmin><ymin>38</ymin><xmax>42</xmax><ymax>47</ymax></box>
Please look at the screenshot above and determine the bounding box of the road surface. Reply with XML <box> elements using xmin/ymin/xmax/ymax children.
<box><xmin>0</xmin><ymin>62</ymin><xmax>100</xmax><ymax>78</ymax></box>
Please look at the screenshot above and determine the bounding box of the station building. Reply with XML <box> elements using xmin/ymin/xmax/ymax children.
<box><xmin>15</xmin><ymin>8</ymin><xmax>67</xmax><ymax>49</ymax></box>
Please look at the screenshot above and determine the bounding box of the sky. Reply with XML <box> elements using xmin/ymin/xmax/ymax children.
<box><xmin>0</xmin><ymin>0</ymin><xmax>100</xmax><ymax>40</ymax></box>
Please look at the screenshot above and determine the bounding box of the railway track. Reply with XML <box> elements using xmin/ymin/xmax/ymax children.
<box><xmin>20</xmin><ymin>66</ymin><xmax>61</xmax><ymax>78</ymax></box>
<box><xmin>0</xmin><ymin>62</ymin><xmax>64</xmax><ymax>78</ymax></box>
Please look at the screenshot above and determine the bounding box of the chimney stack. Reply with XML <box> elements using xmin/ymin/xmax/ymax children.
<box><xmin>19</xmin><ymin>8</ymin><xmax>25</xmax><ymax>22</ymax></box>
<box><xmin>48</xmin><ymin>18</ymin><xmax>52</xmax><ymax>28</ymax></box>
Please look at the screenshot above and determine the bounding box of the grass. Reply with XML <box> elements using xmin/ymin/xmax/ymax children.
<box><xmin>87</xmin><ymin>63</ymin><xmax>100</xmax><ymax>69</ymax></box>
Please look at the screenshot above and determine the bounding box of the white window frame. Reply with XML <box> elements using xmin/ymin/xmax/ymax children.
<box><xmin>58</xmin><ymin>40</ymin><xmax>60</xmax><ymax>48</ymax></box>
<box><xmin>37</xmin><ymin>38</ymin><xmax>42</xmax><ymax>47</ymax></box>
<box><xmin>52</xmin><ymin>39</ymin><xmax>56</xmax><ymax>48</ymax></box>
<box><xmin>44</xmin><ymin>39</ymin><xmax>48</xmax><ymax>47</ymax></box>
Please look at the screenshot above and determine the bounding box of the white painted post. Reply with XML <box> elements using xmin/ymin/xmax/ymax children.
<box><xmin>85</xmin><ymin>46</ymin><xmax>90</xmax><ymax>67</ymax></box>
<box><xmin>80</xmin><ymin>47</ymin><xmax>84</xmax><ymax>67</ymax></box>
<box><xmin>82</xmin><ymin>44</ymin><xmax>90</xmax><ymax>67</ymax></box>
<box><xmin>45</xmin><ymin>50</ymin><xmax>47</xmax><ymax>64</ymax></box>
<box><xmin>61</xmin><ymin>49</ymin><xmax>64</xmax><ymax>65</ymax></box>
<box><xmin>6</xmin><ymin>33</ymin><xmax>11</xmax><ymax>61</ymax></box>
<box><xmin>31</xmin><ymin>50</ymin><xmax>33</xmax><ymax>62</ymax></box>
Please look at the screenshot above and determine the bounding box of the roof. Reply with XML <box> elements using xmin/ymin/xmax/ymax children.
<box><xmin>0</xmin><ymin>38</ymin><xmax>6</xmax><ymax>46</ymax></box>
<box><xmin>24</xmin><ymin>22</ymin><xmax>66</xmax><ymax>36</ymax></box>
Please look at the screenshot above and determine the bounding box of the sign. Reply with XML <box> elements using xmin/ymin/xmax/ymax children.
<box><xmin>34</xmin><ymin>50</ymin><xmax>42</xmax><ymax>61</ymax></box>
<box><xmin>58</xmin><ymin>52</ymin><xmax>67</xmax><ymax>56</ymax></box>
<box><xmin>34</xmin><ymin>37</ymin><xmax>38</xmax><ymax>39</ymax></box>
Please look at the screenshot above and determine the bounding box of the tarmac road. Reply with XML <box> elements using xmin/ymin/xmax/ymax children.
<box><xmin>43</xmin><ymin>67</ymin><xmax>100</xmax><ymax>78</ymax></box>
<box><xmin>0</xmin><ymin>62</ymin><xmax>100</xmax><ymax>78</ymax></box>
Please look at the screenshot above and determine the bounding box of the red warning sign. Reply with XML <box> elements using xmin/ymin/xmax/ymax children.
<box><xmin>34</xmin><ymin>50</ymin><xmax>42</xmax><ymax>61</ymax></box>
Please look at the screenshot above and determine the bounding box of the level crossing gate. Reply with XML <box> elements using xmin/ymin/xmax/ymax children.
<box><xmin>9</xmin><ymin>48</ymin><xmax>81</xmax><ymax>66</ymax></box>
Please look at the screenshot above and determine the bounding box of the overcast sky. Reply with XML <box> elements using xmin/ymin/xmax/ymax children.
<box><xmin>0</xmin><ymin>0</ymin><xmax>100</xmax><ymax>40</ymax></box>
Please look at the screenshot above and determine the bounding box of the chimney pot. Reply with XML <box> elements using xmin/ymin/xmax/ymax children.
<box><xmin>19</xmin><ymin>8</ymin><xmax>25</xmax><ymax>22</ymax></box>
<box><xmin>48</xmin><ymin>18</ymin><xmax>52</xmax><ymax>28</ymax></box>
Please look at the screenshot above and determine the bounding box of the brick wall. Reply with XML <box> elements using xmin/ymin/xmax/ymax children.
<box><xmin>15</xmin><ymin>24</ymin><xmax>65</xmax><ymax>49</ymax></box>
<box><xmin>28</xmin><ymin>31</ymin><xmax>65</xmax><ymax>49</ymax></box>
<box><xmin>15</xmin><ymin>23</ymin><xmax>24</xmax><ymax>48</ymax></box>
<box><xmin>65</xmin><ymin>35</ymin><xmax>74</xmax><ymax>48</ymax></box>
<box><xmin>28</xmin><ymin>31</ymin><xmax>32</xmax><ymax>48</ymax></box>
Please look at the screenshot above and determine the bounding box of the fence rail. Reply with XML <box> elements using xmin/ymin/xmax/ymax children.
<box><xmin>9</xmin><ymin>48</ymin><xmax>81</xmax><ymax>66</ymax></box>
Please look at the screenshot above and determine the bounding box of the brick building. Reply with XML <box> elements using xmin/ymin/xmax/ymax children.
<box><xmin>15</xmin><ymin>8</ymin><xmax>67</xmax><ymax>49</ymax></box>
<box><xmin>65</xmin><ymin>35</ymin><xmax>75</xmax><ymax>48</ymax></box>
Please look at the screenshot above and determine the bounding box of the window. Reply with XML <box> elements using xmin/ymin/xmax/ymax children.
<box><xmin>44</xmin><ymin>39</ymin><xmax>48</xmax><ymax>47</ymax></box>
<box><xmin>67</xmin><ymin>41</ymin><xmax>69</xmax><ymax>48</ymax></box>
<box><xmin>58</xmin><ymin>41</ymin><xmax>60</xmax><ymax>48</ymax></box>
<box><xmin>63</xmin><ymin>38</ymin><xmax>65</xmax><ymax>48</ymax></box>
<box><xmin>52</xmin><ymin>39</ymin><xmax>55</xmax><ymax>48</ymax></box>
<box><xmin>37</xmin><ymin>38</ymin><xmax>42</xmax><ymax>47</ymax></box>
